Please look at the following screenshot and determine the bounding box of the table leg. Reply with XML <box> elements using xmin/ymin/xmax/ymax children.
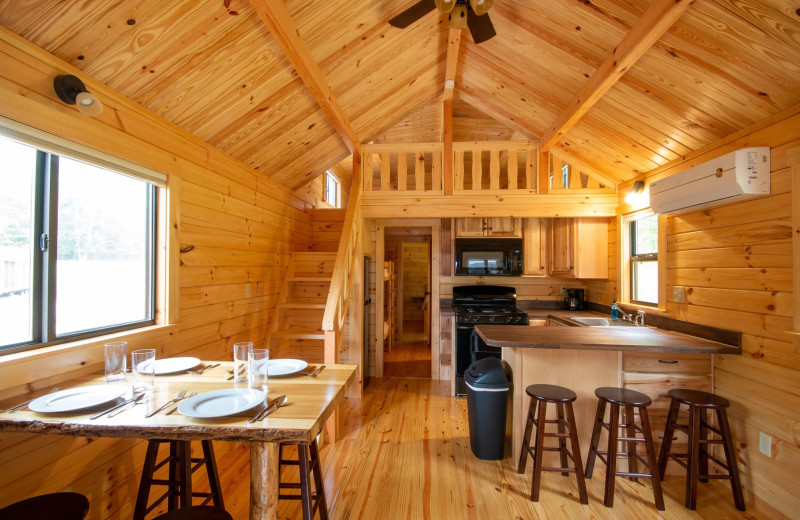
<box><xmin>250</xmin><ymin>441</ymin><xmax>280</xmax><ymax>520</ymax></box>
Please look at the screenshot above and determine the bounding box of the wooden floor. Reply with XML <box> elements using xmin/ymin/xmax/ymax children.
<box><xmin>383</xmin><ymin>321</ymin><xmax>430</xmax><ymax>379</ymax></box>
<box><xmin>204</xmin><ymin>377</ymin><xmax>778</xmax><ymax>520</ymax></box>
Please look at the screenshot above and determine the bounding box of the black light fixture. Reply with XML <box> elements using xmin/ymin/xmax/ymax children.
<box><xmin>53</xmin><ymin>74</ymin><xmax>103</xmax><ymax>117</ymax></box>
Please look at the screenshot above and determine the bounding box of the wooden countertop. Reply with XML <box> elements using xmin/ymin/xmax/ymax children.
<box><xmin>475</xmin><ymin>324</ymin><xmax>740</xmax><ymax>354</ymax></box>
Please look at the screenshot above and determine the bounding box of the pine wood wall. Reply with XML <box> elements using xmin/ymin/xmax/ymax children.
<box><xmin>0</xmin><ymin>30</ymin><xmax>313</xmax><ymax>516</ymax></box>
<box><xmin>586</xmin><ymin>107</ymin><xmax>800</xmax><ymax>518</ymax></box>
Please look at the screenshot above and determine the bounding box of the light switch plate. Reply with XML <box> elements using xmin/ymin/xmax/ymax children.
<box><xmin>245</xmin><ymin>283</ymin><xmax>251</xmax><ymax>298</ymax></box>
<box><xmin>672</xmin><ymin>285</ymin><xmax>686</xmax><ymax>303</ymax></box>
<box><xmin>759</xmin><ymin>432</ymin><xmax>772</xmax><ymax>457</ymax></box>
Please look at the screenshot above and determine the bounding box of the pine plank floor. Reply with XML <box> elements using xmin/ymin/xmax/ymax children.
<box><xmin>383</xmin><ymin>322</ymin><xmax>431</xmax><ymax>379</ymax></box>
<box><xmin>206</xmin><ymin>376</ymin><xmax>778</xmax><ymax>520</ymax></box>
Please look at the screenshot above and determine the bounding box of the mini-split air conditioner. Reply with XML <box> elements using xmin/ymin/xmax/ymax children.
<box><xmin>649</xmin><ymin>147</ymin><xmax>770</xmax><ymax>215</ymax></box>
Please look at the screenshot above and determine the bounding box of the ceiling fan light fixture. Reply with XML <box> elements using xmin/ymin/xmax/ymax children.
<box><xmin>469</xmin><ymin>0</ymin><xmax>493</xmax><ymax>16</ymax></box>
<box><xmin>435</xmin><ymin>0</ymin><xmax>456</xmax><ymax>13</ymax></box>
<box><xmin>448</xmin><ymin>4</ymin><xmax>467</xmax><ymax>29</ymax></box>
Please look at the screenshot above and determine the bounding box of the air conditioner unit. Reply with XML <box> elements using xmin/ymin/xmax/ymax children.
<box><xmin>649</xmin><ymin>147</ymin><xmax>770</xmax><ymax>215</ymax></box>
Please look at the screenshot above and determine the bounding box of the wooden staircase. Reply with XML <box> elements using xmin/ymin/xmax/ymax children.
<box><xmin>267</xmin><ymin>252</ymin><xmax>337</xmax><ymax>362</ymax></box>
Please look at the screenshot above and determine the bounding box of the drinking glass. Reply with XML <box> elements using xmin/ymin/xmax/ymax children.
<box><xmin>233</xmin><ymin>342</ymin><xmax>253</xmax><ymax>383</ymax></box>
<box><xmin>248</xmin><ymin>349</ymin><xmax>269</xmax><ymax>397</ymax></box>
<box><xmin>132</xmin><ymin>349</ymin><xmax>156</xmax><ymax>394</ymax></box>
<box><xmin>104</xmin><ymin>341</ymin><xmax>127</xmax><ymax>382</ymax></box>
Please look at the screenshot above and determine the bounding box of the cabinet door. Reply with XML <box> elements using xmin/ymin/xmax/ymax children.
<box><xmin>574</xmin><ymin>218</ymin><xmax>608</xmax><ymax>279</ymax></box>
<box><xmin>523</xmin><ymin>218</ymin><xmax>547</xmax><ymax>276</ymax></box>
<box><xmin>486</xmin><ymin>217</ymin><xmax>521</xmax><ymax>237</ymax></box>
<box><xmin>549</xmin><ymin>218</ymin><xmax>574</xmax><ymax>275</ymax></box>
<box><xmin>455</xmin><ymin>218</ymin><xmax>486</xmax><ymax>237</ymax></box>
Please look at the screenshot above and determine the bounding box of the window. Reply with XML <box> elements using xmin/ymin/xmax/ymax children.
<box><xmin>325</xmin><ymin>171</ymin><xmax>340</xmax><ymax>208</ymax></box>
<box><xmin>0</xmin><ymin>133</ymin><xmax>158</xmax><ymax>353</ymax></box>
<box><xmin>623</xmin><ymin>211</ymin><xmax>659</xmax><ymax>306</ymax></box>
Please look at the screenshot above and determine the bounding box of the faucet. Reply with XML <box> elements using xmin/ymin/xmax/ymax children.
<box><xmin>617</xmin><ymin>307</ymin><xmax>634</xmax><ymax>323</ymax></box>
<box><xmin>636</xmin><ymin>310</ymin><xmax>646</xmax><ymax>326</ymax></box>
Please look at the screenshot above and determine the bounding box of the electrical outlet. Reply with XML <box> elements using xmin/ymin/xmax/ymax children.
<box><xmin>560</xmin><ymin>286</ymin><xmax>567</xmax><ymax>295</ymax></box>
<box><xmin>672</xmin><ymin>285</ymin><xmax>686</xmax><ymax>303</ymax></box>
<box><xmin>759</xmin><ymin>432</ymin><xmax>772</xmax><ymax>457</ymax></box>
<box><xmin>245</xmin><ymin>283</ymin><xmax>251</xmax><ymax>298</ymax></box>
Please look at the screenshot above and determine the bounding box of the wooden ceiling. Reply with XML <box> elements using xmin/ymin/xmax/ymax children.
<box><xmin>0</xmin><ymin>0</ymin><xmax>798</xmax><ymax>190</ymax></box>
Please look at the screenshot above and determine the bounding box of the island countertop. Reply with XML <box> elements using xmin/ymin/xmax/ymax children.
<box><xmin>474</xmin><ymin>323</ymin><xmax>740</xmax><ymax>354</ymax></box>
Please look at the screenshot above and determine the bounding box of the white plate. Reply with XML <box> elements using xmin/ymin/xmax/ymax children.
<box><xmin>151</xmin><ymin>357</ymin><xmax>202</xmax><ymax>375</ymax></box>
<box><xmin>256</xmin><ymin>359</ymin><xmax>309</xmax><ymax>377</ymax></box>
<box><xmin>177</xmin><ymin>388</ymin><xmax>266</xmax><ymax>418</ymax></box>
<box><xmin>29</xmin><ymin>386</ymin><xmax>127</xmax><ymax>413</ymax></box>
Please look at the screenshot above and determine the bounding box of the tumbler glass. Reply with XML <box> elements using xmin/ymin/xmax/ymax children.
<box><xmin>131</xmin><ymin>349</ymin><xmax>156</xmax><ymax>394</ymax></box>
<box><xmin>104</xmin><ymin>341</ymin><xmax>127</xmax><ymax>383</ymax></box>
<box><xmin>233</xmin><ymin>342</ymin><xmax>253</xmax><ymax>384</ymax></box>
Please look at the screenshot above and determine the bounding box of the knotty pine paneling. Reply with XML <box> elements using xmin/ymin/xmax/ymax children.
<box><xmin>0</xmin><ymin>33</ymin><xmax>312</xmax><ymax>515</ymax></box>
<box><xmin>588</xmin><ymin>110</ymin><xmax>800</xmax><ymax>518</ymax></box>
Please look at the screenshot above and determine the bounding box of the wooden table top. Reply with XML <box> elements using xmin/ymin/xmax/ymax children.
<box><xmin>0</xmin><ymin>362</ymin><xmax>357</xmax><ymax>444</ymax></box>
<box><xmin>475</xmin><ymin>324</ymin><xmax>740</xmax><ymax>354</ymax></box>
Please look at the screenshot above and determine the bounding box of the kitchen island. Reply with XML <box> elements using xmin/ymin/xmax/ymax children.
<box><xmin>474</xmin><ymin>322</ymin><xmax>739</xmax><ymax>471</ymax></box>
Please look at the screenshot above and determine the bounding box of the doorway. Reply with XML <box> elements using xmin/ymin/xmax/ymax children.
<box><xmin>375</xmin><ymin>221</ymin><xmax>439</xmax><ymax>380</ymax></box>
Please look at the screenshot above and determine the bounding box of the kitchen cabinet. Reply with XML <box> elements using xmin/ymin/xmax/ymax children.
<box><xmin>455</xmin><ymin>217</ymin><xmax>521</xmax><ymax>238</ymax></box>
<box><xmin>548</xmin><ymin>218</ymin><xmax>608</xmax><ymax>279</ymax></box>
<box><xmin>523</xmin><ymin>218</ymin><xmax>547</xmax><ymax>276</ymax></box>
<box><xmin>621</xmin><ymin>351</ymin><xmax>713</xmax><ymax>475</ymax></box>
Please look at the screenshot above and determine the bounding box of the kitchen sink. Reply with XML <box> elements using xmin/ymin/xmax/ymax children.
<box><xmin>569</xmin><ymin>317</ymin><xmax>638</xmax><ymax>327</ymax></box>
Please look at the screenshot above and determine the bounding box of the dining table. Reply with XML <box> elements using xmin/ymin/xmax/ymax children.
<box><xmin>0</xmin><ymin>360</ymin><xmax>357</xmax><ymax>520</ymax></box>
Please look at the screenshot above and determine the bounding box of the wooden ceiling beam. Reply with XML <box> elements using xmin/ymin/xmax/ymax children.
<box><xmin>249</xmin><ymin>0</ymin><xmax>361</xmax><ymax>156</ymax></box>
<box><xmin>540</xmin><ymin>0</ymin><xmax>695</xmax><ymax>152</ymax></box>
<box><xmin>443</xmin><ymin>28</ymin><xmax>461</xmax><ymax>102</ymax></box>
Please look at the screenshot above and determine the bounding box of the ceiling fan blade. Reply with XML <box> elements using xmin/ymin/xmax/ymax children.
<box><xmin>389</xmin><ymin>0</ymin><xmax>437</xmax><ymax>29</ymax></box>
<box><xmin>467</xmin><ymin>11</ymin><xmax>496</xmax><ymax>43</ymax></box>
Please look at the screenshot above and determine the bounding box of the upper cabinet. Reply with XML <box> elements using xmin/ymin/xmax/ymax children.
<box><xmin>523</xmin><ymin>218</ymin><xmax>547</xmax><ymax>276</ymax></box>
<box><xmin>455</xmin><ymin>218</ymin><xmax>522</xmax><ymax>238</ymax></box>
<box><xmin>549</xmin><ymin>218</ymin><xmax>609</xmax><ymax>279</ymax></box>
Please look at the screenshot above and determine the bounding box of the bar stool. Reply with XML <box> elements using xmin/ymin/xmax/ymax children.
<box><xmin>658</xmin><ymin>389</ymin><xmax>745</xmax><ymax>511</ymax></box>
<box><xmin>585</xmin><ymin>387</ymin><xmax>664</xmax><ymax>510</ymax></box>
<box><xmin>0</xmin><ymin>492</ymin><xmax>89</xmax><ymax>520</ymax></box>
<box><xmin>152</xmin><ymin>506</ymin><xmax>232</xmax><ymax>520</ymax></box>
<box><xmin>134</xmin><ymin>440</ymin><xmax>224</xmax><ymax>520</ymax></box>
<box><xmin>517</xmin><ymin>384</ymin><xmax>588</xmax><ymax>504</ymax></box>
<box><xmin>278</xmin><ymin>439</ymin><xmax>329</xmax><ymax>520</ymax></box>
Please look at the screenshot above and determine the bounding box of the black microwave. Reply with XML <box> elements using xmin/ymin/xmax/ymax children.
<box><xmin>454</xmin><ymin>238</ymin><xmax>524</xmax><ymax>276</ymax></box>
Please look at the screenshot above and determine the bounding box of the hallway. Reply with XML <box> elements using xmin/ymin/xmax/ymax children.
<box><xmin>382</xmin><ymin>321</ymin><xmax>430</xmax><ymax>379</ymax></box>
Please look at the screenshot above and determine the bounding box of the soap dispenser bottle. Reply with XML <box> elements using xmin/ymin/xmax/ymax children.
<box><xmin>611</xmin><ymin>297</ymin><xmax>619</xmax><ymax>320</ymax></box>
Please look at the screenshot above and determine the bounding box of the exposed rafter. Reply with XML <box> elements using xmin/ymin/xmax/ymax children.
<box><xmin>540</xmin><ymin>0</ymin><xmax>695</xmax><ymax>152</ymax></box>
<box><xmin>249</xmin><ymin>0</ymin><xmax>361</xmax><ymax>156</ymax></box>
<box><xmin>443</xmin><ymin>28</ymin><xmax>461</xmax><ymax>102</ymax></box>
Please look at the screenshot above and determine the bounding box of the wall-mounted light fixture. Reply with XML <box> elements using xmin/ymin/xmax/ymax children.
<box><xmin>53</xmin><ymin>75</ymin><xmax>104</xmax><ymax>117</ymax></box>
<box><xmin>625</xmin><ymin>179</ymin><xmax>648</xmax><ymax>207</ymax></box>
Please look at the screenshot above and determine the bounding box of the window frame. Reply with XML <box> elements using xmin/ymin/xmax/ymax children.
<box><xmin>324</xmin><ymin>171</ymin><xmax>340</xmax><ymax>208</ymax></box>
<box><xmin>0</xmin><ymin>122</ymin><xmax>167</xmax><ymax>356</ymax></box>
<box><xmin>620</xmin><ymin>209</ymin><xmax>665</xmax><ymax>310</ymax></box>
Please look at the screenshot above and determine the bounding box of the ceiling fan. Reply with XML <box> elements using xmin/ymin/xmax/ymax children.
<box><xmin>389</xmin><ymin>0</ymin><xmax>496</xmax><ymax>44</ymax></box>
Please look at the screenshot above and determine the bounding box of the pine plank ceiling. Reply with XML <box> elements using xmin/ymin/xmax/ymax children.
<box><xmin>0</xmin><ymin>0</ymin><xmax>798</xmax><ymax>190</ymax></box>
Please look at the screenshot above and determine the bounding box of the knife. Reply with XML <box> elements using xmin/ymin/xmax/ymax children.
<box><xmin>90</xmin><ymin>396</ymin><xmax>140</xmax><ymax>420</ymax></box>
<box><xmin>248</xmin><ymin>395</ymin><xmax>285</xmax><ymax>423</ymax></box>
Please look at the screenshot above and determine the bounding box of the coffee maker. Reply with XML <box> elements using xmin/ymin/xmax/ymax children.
<box><xmin>564</xmin><ymin>288</ymin><xmax>585</xmax><ymax>310</ymax></box>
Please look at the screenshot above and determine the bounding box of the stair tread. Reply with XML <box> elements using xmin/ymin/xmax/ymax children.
<box><xmin>270</xmin><ymin>331</ymin><xmax>325</xmax><ymax>339</ymax></box>
<box><xmin>279</xmin><ymin>302</ymin><xmax>326</xmax><ymax>309</ymax></box>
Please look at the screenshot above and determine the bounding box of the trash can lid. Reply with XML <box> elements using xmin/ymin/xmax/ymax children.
<box><xmin>465</xmin><ymin>357</ymin><xmax>509</xmax><ymax>390</ymax></box>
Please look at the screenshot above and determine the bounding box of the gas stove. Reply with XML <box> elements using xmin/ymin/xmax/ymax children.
<box><xmin>453</xmin><ymin>285</ymin><xmax>529</xmax><ymax>395</ymax></box>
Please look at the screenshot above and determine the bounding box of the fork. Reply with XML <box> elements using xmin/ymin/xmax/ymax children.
<box><xmin>145</xmin><ymin>389</ymin><xmax>187</xmax><ymax>418</ymax></box>
<box><xmin>3</xmin><ymin>387</ymin><xmax>60</xmax><ymax>413</ymax></box>
<box><xmin>189</xmin><ymin>363</ymin><xmax>220</xmax><ymax>375</ymax></box>
<box><xmin>166</xmin><ymin>391</ymin><xmax>197</xmax><ymax>415</ymax></box>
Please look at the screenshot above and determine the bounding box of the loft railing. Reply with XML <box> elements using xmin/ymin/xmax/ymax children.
<box><xmin>361</xmin><ymin>141</ymin><xmax>614</xmax><ymax>193</ymax></box>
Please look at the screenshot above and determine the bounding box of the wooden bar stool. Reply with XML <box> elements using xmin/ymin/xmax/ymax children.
<box><xmin>658</xmin><ymin>389</ymin><xmax>745</xmax><ymax>511</ymax></box>
<box><xmin>585</xmin><ymin>387</ymin><xmax>664</xmax><ymax>510</ymax></box>
<box><xmin>0</xmin><ymin>492</ymin><xmax>89</xmax><ymax>520</ymax></box>
<box><xmin>134</xmin><ymin>440</ymin><xmax>224</xmax><ymax>520</ymax></box>
<box><xmin>278</xmin><ymin>439</ymin><xmax>329</xmax><ymax>520</ymax></box>
<box><xmin>517</xmin><ymin>384</ymin><xmax>588</xmax><ymax>504</ymax></box>
<box><xmin>152</xmin><ymin>506</ymin><xmax>232</xmax><ymax>520</ymax></box>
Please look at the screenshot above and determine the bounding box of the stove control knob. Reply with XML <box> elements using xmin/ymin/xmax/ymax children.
<box><xmin>489</xmin><ymin>316</ymin><xmax>495</xmax><ymax>323</ymax></box>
